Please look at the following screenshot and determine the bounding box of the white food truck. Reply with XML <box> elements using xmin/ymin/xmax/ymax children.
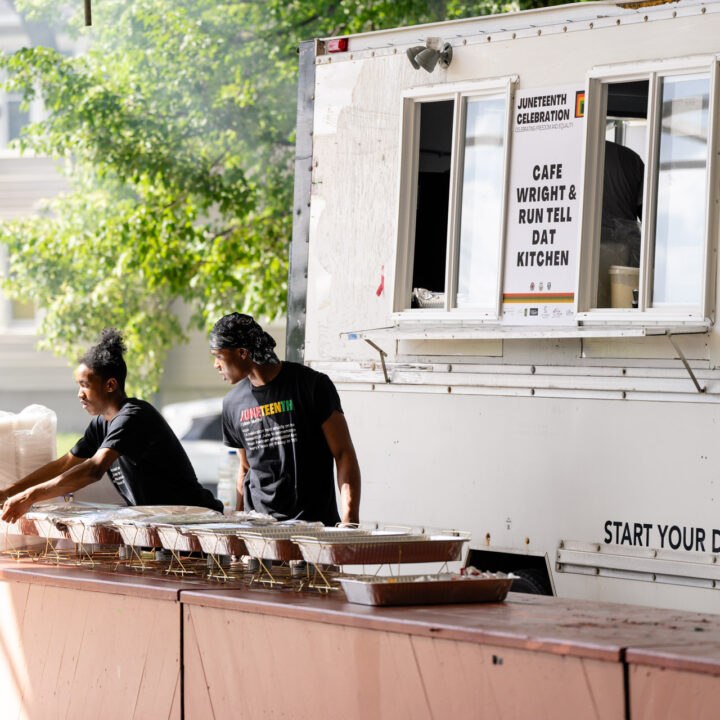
<box><xmin>287</xmin><ymin>0</ymin><xmax>720</xmax><ymax>612</ymax></box>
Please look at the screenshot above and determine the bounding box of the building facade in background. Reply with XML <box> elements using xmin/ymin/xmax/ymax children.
<box><xmin>0</xmin><ymin>1</ymin><xmax>286</xmax><ymax>432</ymax></box>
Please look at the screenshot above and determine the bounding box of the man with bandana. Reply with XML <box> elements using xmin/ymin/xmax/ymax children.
<box><xmin>210</xmin><ymin>313</ymin><xmax>361</xmax><ymax>525</ymax></box>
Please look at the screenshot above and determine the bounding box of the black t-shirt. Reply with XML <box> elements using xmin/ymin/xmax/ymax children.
<box><xmin>602</xmin><ymin>140</ymin><xmax>644</xmax><ymax>226</ymax></box>
<box><xmin>221</xmin><ymin>362</ymin><xmax>342</xmax><ymax>525</ymax></box>
<box><xmin>71</xmin><ymin>398</ymin><xmax>222</xmax><ymax>511</ymax></box>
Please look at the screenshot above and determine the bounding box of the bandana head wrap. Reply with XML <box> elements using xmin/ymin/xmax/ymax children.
<box><xmin>209</xmin><ymin>313</ymin><xmax>280</xmax><ymax>365</ymax></box>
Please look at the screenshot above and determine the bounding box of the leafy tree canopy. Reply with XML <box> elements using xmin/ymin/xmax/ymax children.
<box><xmin>2</xmin><ymin>0</ymin><xmax>575</xmax><ymax>395</ymax></box>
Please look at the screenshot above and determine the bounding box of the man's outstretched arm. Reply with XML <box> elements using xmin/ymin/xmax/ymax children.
<box><xmin>2</xmin><ymin>448</ymin><xmax>119</xmax><ymax>522</ymax></box>
<box><xmin>0</xmin><ymin>452</ymin><xmax>85</xmax><ymax>505</ymax></box>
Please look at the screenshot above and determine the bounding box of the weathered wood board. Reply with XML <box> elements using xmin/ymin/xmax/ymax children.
<box><xmin>0</xmin><ymin>577</ymin><xmax>181</xmax><ymax>720</ymax></box>
<box><xmin>183</xmin><ymin>601</ymin><xmax>624</xmax><ymax>720</ymax></box>
<box><xmin>629</xmin><ymin>664</ymin><xmax>720</xmax><ymax>720</ymax></box>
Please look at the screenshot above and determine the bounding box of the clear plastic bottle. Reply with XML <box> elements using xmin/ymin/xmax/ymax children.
<box><xmin>217</xmin><ymin>450</ymin><xmax>240</xmax><ymax>513</ymax></box>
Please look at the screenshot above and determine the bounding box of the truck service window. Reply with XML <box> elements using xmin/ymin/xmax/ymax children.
<box><xmin>583</xmin><ymin>66</ymin><xmax>713</xmax><ymax>319</ymax></box>
<box><xmin>456</xmin><ymin>95</ymin><xmax>506</xmax><ymax>309</ymax></box>
<box><xmin>398</xmin><ymin>83</ymin><xmax>511</xmax><ymax>316</ymax></box>
<box><xmin>595</xmin><ymin>81</ymin><xmax>648</xmax><ymax>309</ymax></box>
<box><xmin>651</xmin><ymin>74</ymin><xmax>710</xmax><ymax>308</ymax></box>
<box><xmin>411</xmin><ymin>100</ymin><xmax>452</xmax><ymax>303</ymax></box>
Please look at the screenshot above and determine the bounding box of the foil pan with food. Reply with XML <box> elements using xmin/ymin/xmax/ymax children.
<box><xmin>238</xmin><ymin>521</ymin><xmax>325</xmax><ymax>562</ymax></box>
<box><xmin>61</xmin><ymin>509</ymin><xmax>126</xmax><ymax>546</ymax></box>
<box><xmin>113</xmin><ymin>506</ymin><xmax>225</xmax><ymax>548</ymax></box>
<box><xmin>190</xmin><ymin>518</ymin><xmax>278</xmax><ymax>557</ymax></box>
<box><xmin>340</xmin><ymin>570</ymin><xmax>515</xmax><ymax>606</ymax></box>
<box><xmin>25</xmin><ymin>502</ymin><xmax>123</xmax><ymax>541</ymax></box>
<box><xmin>294</xmin><ymin>530</ymin><xmax>470</xmax><ymax>566</ymax></box>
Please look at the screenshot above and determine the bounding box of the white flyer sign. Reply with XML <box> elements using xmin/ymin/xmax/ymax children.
<box><xmin>502</xmin><ymin>85</ymin><xmax>585</xmax><ymax>325</ymax></box>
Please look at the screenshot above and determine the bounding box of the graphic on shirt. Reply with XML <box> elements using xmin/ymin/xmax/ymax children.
<box><xmin>240</xmin><ymin>398</ymin><xmax>296</xmax><ymax>452</ymax></box>
<box><xmin>109</xmin><ymin>463</ymin><xmax>135</xmax><ymax>504</ymax></box>
<box><xmin>240</xmin><ymin>399</ymin><xmax>294</xmax><ymax>422</ymax></box>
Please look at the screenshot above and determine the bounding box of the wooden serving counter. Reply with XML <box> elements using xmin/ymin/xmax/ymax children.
<box><xmin>0</xmin><ymin>559</ymin><xmax>213</xmax><ymax>720</ymax></box>
<box><xmin>2</xmin><ymin>558</ymin><xmax>720</xmax><ymax>719</ymax></box>
<box><xmin>181</xmin><ymin>585</ymin><xmax>720</xmax><ymax>720</ymax></box>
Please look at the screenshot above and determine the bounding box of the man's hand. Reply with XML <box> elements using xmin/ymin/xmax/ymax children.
<box><xmin>0</xmin><ymin>489</ymin><xmax>9</xmax><ymax>506</ymax></box>
<box><xmin>2</xmin><ymin>492</ymin><xmax>34</xmax><ymax>524</ymax></box>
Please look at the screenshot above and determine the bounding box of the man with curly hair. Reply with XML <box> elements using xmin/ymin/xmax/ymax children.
<box><xmin>1</xmin><ymin>328</ymin><xmax>222</xmax><ymax>521</ymax></box>
<box><xmin>210</xmin><ymin>313</ymin><xmax>361</xmax><ymax>525</ymax></box>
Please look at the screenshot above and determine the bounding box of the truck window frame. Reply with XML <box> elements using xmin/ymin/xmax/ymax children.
<box><xmin>576</xmin><ymin>55</ymin><xmax>720</xmax><ymax>325</ymax></box>
<box><xmin>393</xmin><ymin>77</ymin><xmax>517</xmax><ymax>322</ymax></box>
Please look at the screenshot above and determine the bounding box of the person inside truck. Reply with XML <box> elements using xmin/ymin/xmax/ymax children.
<box><xmin>597</xmin><ymin>140</ymin><xmax>645</xmax><ymax>307</ymax></box>
<box><xmin>0</xmin><ymin>328</ymin><xmax>222</xmax><ymax>521</ymax></box>
<box><xmin>209</xmin><ymin>312</ymin><xmax>360</xmax><ymax>526</ymax></box>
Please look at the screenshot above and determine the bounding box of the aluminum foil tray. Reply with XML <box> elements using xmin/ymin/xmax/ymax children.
<box><xmin>239</xmin><ymin>535</ymin><xmax>302</xmax><ymax>562</ymax></box>
<box><xmin>294</xmin><ymin>533</ymin><xmax>470</xmax><ymax>566</ymax></box>
<box><xmin>25</xmin><ymin>503</ymin><xmax>124</xmax><ymax>541</ymax></box>
<box><xmin>0</xmin><ymin>517</ymin><xmax>38</xmax><ymax>537</ymax></box>
<box><xmin>30</xmin><ymin>517</ymin><xmax>73</xmax><ymax>541</ymax></box>
<box><xmin>339</xmin><ymin>573</ymin><xmax>513</xmax><ymax>606</ymax></box>
<box><xmin>239</xmin><ymin>522</ymin><xmax>325</xmax><ymax>562</ymax></box>
<box><xmin>64</xmin><ymin>521</ymin><xmax>123</xmax><ymax>546</ymax></box>
<box><xmin>114</xmin><ymin>523</ymin><xmax>162</xmax><ymax>549</ymax></box>
<box><xmin>113</xmin><ymin>507</ymin><xmax>225</xmax><ymax>549</ymax></box>
<box><xmin>62</xmin><ymin>510</ymin><xmax>125</xmax><ymax>545</ymax></box>
<box><xmin>188</xmin><ymin>523</ymin><xmax>253</xmax><ymax>557</ymax></box>
<box><xmin>156</xmin><ymin>524</ymin><xmax>204</xmax><ymax>553</ymax></box>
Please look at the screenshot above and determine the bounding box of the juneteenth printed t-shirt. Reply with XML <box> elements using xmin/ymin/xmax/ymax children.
<box><xmin>221</xmin><ymin>362</ymin><xmax>342</xmax><ymax>526</ymax></box>
<box><xmin>71</xmin><ymin>398</ymin><xmax>223</xmax><ymax>511</ymax></box>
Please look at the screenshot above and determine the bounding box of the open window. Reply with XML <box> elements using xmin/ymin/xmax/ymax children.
<box><xmin>579</xmin><ymin>59</ymin><xmax>718</xmax><ymax>322</ymax></box>
<box><xmin>394</xmin><ymin>78</ymin><xmax>515</xmax><ymax>319</ymax></box>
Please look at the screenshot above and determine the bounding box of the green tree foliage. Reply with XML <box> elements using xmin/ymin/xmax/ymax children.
<box><xmin>1</xmin><ymin>0</ymin><xmax>577</xmax><ymax>395</ymax></box>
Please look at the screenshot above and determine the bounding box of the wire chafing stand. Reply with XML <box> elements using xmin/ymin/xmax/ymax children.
<box><xmin>62</xmin><ymin>512</ymin><xmax>124</xmax><ymax>568</ymax></box>
<box><xmin>0</xmin><ymin>518</ymin><xmax>42</xmax><ymax>560</ymax></box>
<box><xmin>237</xmin><ymin>522</ymin><xmax>325</xmax><ymax>589</ymax></box>
<box><xmin>111</xmin><ymin>506</ymin><xmax>225</xmax><ymax>573</ymax></box>
<box><xmin>188</xmin><ymin>524</ymin><xmax>258</xmax><ymax>581</ymax></box>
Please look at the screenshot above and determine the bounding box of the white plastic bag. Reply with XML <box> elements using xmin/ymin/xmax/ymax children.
<box><xmin>0</xmin><ymin>405</ymin><xmax>57</xmax><ymax>490</ymax></box>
